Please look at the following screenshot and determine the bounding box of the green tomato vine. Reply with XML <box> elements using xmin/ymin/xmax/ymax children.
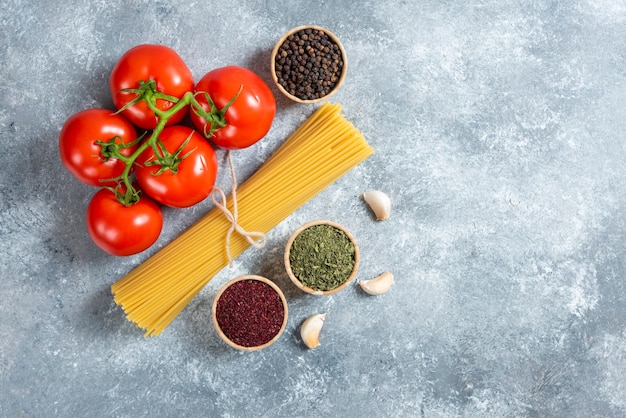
<box><xmin>101</xmin><ymin>81</ymin><xmax>240</xmax><ymax>206</ymax></box>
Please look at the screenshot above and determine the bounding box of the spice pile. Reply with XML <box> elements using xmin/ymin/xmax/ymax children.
<box><xmin>214</xmin><ymin>279</ymin><xmax>285</xmax><ymax>348</ymax></box>
<box><xmin>288</xmin><ymin>224</ymin><xmax>356</xmax><ymax>292</ymax></box>
<box><xmin>274</xmin><ymin>28</ymin><xmax>344</xmax><ymax>101</ymax></box>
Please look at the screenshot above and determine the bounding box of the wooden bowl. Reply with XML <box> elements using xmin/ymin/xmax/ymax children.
<box><xmin>270</xmin><ymin>25</ymin><xmax>348</xmax><ymax>104</ymax></box>
<box><xmin>212</xmin><ymin>275</ymin><xmax>288</xmax><ymax>351</ymax></box>
<box><xmin>284</xmin><ymin>220</ymin><xmax>360</xmax><ymax>295</ymax></box>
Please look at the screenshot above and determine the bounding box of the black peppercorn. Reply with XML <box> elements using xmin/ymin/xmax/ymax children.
<box><xmin>274</xmin><ymin>28</ymin><xmax>344</xmax><ymax>101</ymax></box>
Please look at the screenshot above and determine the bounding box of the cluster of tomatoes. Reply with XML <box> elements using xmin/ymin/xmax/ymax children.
<box><xmin>59</xmin><ymin>44</ymin><xmax>276</xmax><ymax>256</ymax></box>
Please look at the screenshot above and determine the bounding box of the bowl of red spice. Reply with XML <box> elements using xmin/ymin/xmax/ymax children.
<box><xmin>271</xmin><ymin>25</ymin><xmax>347</xmax><ymax>104</ymax></box>
<box><xmin>284</xmin><ymin>220</ymin><xmax>360</xmax><ymax>296</ymax></box>
<box><xmin>212</xmin><ymin>275</ymin><xmax>288</xmax><ymax>351</ymax></box>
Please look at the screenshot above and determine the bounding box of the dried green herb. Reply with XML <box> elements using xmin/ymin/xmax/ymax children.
<box><xmin>289</xmin><ymin>224</ymin><xmax>355</xmax><ymax>291</ymax></box>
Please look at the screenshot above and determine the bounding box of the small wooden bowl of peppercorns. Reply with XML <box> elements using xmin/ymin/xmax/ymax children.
<box><xmin>212</xmin><ymin>275</ymin><xmax>288</xmax><ymax>351</ymax></box>
<box><xmin>271</xmin><ymin>25</ymin><xmax>348</xmax><ymax>104</ymax></box>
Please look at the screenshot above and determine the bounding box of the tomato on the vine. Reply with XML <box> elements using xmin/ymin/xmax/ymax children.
<box><xmin>86</xmin><ymin>187</ymin><xmax>163</xmax><ymax>256</ymax></box>
<box><xmin>59</xmin><ymin>108</ymin><xmax>138</xmax><ymax>187</ymax></box>
<box><xmin>190</xmin><ymin>66</ymin><xmax>276</xmax><ymax>150</ymax></box>
<box><xmin>134</xmin><ymin>126</ymin><xmax>218</xmax><ymax>208</ymax></box>
<box><xmin>110</xmin><ymin>44</ymin><xmax>194</xmax><ymax>130</ymax></box>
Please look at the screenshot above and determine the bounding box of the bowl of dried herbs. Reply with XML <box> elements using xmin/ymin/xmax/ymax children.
<box><xmin>284</xmin><ymin>220</ymin><xmax>360</xmax><ymax>295</ymax></box>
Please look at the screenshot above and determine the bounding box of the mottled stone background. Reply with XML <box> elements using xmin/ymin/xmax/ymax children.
<box><xmin>1</xmin><ymin>0</ymin><xmax>625</xmax><ymax>416</ymax></box>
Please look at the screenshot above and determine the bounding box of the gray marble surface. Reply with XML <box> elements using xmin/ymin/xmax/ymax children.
<box><xmin>1</xmin><ymin>0</ymin><xmax>625</xmax><ymax>417</ymax></box>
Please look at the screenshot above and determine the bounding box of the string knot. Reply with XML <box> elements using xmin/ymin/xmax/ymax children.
<box><xmin>212</xmin><ymin>150</ymin><xmax>267</xmax><ymax>267</ymax></box>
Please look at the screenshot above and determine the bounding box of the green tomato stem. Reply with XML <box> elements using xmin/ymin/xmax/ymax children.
<box><xmin>106</xmin><ymin>83</ymin><xmax>240</xmax><ymax>206</ymax></box>
<box><xmin>114</xmin><ymin>90</ymin><xmax>196</xmax><ymax>206</ymax></box>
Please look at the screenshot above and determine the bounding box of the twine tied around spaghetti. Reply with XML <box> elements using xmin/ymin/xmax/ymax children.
<box><xmin>212</xmin><ymin>150</ymin><xmax>267</xmax><ymax>267</ymax></box>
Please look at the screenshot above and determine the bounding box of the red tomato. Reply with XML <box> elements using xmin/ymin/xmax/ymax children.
<box><xmin>190</xmin><ymin>66</ymin><xmax>276</xmax><ymax>150</ymax></box>
<box><xmin>86</xmin><ymin>187</ymin><xmax>163</xmax><ymax>256</ymax></box>
<box><xmin>59</xmin><ymin>108</ymin><xmax>138</xmax><ymax>186</ymax></box>
<box><xmin>135</xmin><ymin>126</ymin><xmax>218</xmax><ymax>208</ymax></box>
<box><xmin>110</xmin><ymin>44</ymin><xmax>194</xmax><ymax>130</ymax></box>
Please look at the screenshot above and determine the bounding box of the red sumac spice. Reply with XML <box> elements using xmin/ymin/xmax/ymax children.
<box><xmin>215</xmin><ymin>279</ymin><xmax>285</xmax><ymax>348</ymax></box>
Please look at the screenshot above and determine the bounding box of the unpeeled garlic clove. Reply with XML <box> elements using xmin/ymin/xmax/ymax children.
<box><xmin>358</xmin><ymin>272</ymin><xmax>394</xmax><ymax>295</ymax></box>
<box><xmin>363</xmin><ymin>190</ymin><xmax>391</xmax><ymax>220</ymax></box>
<box><xmin>300</xmin><ymin>313</ymin><xmax>327</xmax><ymax>349</ymax></box>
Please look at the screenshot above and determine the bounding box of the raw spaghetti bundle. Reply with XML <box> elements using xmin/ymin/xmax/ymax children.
<box><xmin>111</xmin><ymin>103</ymin><xmax>374</xmax><ymax>336</ymax></box>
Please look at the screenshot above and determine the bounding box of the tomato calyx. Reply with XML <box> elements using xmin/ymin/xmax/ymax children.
<box><xmin>95</xmin><ymin>133</ymin><xmax>144</xmax><ymax>162</ymax></box>
<box><xmin>106</xmin><ymin>183</ymin><xmax>141</xmax><ymax>207</ymax></box>
<box><xmin>143</xmin><ymin>134</ymin><xmax>197</xmax><ymax>175</ymax></box>
<box><xmin>95</xmin><ymin>136</ymin><xmax>123</xmax><ymax>162</ymax></box>
<box><xmin>191</xmin><ymin>85</ymin><xmax>243</xmax><ymax>138</ymax></box>
<box><xmin>117</xmin><ymin>79</ymin><xmax>182</xmax><ymax>119</ymax></box>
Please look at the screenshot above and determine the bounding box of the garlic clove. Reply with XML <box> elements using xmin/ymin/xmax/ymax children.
<box><xmin>358</xmin><ymin>272</ymin><xmax>394</xmax><ymax>295</ymax></box>
<box><xmin>300</xmin><ymin>313</ymin><xmax>327</xmax><ymax>349</ymax></box>
<box><xmin>363</xmin><ymin>190</ymin><xmax>391</xmax><ymax>221</ymax></box>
